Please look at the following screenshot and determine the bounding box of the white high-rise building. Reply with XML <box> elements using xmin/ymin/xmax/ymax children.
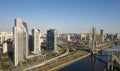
<box><xmin>117</xmin><ymin>34</ymin><xmax>120</xmax><ymax>41</ymax></box>
<box><xmin>32</xmin><ymin>29</ymin><xmax>41</xmax><ymax>54</ymax></box>
<box><xmin>0</xmin><ymin>32</ymin><xmax>13</xmax><ymax>53</ymax></box>
<box><xmin>67</xmin><ymin>35</ymin><xmax>71</xmax><ymax>41</ymax></box>
<box><xmin>81</xmin><ymin>34</ymin><xmax>86</xmax><ymax>40</ymax></box>
<box><xmin>13</xmin><ymin>18</ymin><xmax>28</xmax><ymax>66</ymax></box>
<box><xmin>0</xmin><ymin>32</ymin><xmax>8</xmax><ymax>53</ymax></box>
<box><xmin>0</xmin><ymin>32</ymin><xmax>8</xmax><ymax>44</ymax></box>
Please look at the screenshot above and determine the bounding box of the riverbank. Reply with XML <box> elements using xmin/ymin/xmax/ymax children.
<box><xmin>48</xmin><ymin>43</ymin><xmax>113</xmax><ymax>71</ymax></box>
<box><xmin>49</xmin><ymin>53</ymin><xmax>90</xmax><ymax>71</ymax></box>
<box><xmin>98</xmin><ymin>43</ymin><xmax>113</xmax><ymax>51</ymax></box>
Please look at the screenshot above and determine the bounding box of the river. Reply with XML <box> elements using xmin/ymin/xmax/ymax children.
<box><xmin>59</xmin><ymin>44</ymin><xmax>120</xmax><ymax>71</ymax></box>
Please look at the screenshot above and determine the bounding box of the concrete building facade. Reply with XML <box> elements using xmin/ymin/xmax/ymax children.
<box><xmin>67</xmin><ymin>35</ymin><xmax>71</xmax><ymax>41</ymax></box>
<box><xmin>32</xmin><ymin>29</ymin><xmax>41</xmax><ymax>54</ymax></box>
<box><xmin>0</xmin><ymin>32</ymin><xmax>13</xmax><ymax>53</ymax></box>
<box><xmin>13</xmin><ymin>18</ymin><xmax>28</xmax><ymax>66</ymax></box>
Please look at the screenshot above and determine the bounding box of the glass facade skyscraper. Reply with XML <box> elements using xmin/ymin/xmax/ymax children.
<box><xmin>47</xmin><ymin>29</ymin><xmax>57</xmax><ymax>51</ymax></box>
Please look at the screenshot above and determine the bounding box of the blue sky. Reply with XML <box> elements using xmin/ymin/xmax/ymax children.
<box><xmin>0</xmin><ymin>0</ymin><xmax>120</xmax><ymax>33</ymax></box>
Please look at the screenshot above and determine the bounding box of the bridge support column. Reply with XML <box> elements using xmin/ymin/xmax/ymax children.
<box><xmin>118</xmin><ymin>51</ymin><xmax>120</xmax><ymax>58</ymax></box>
<box><xmin>107</xmin><ymin>62</ymin><xmax>110</xmax><ymax>70</ymax></box>
<box><xmin>111</xmin><ymin>54</ymin><xmax>113</xmax><ymax>70</ymax></box>
<box><xmin>107</xmin><ymin>56</ymin><xmax>110</xmax><ymax>70</ymax></box>
<box><xmin>117</xmin><ymin>51</ymin><xmax>119</xmax><ymax>57</ymax></box>
<box><xmin>100</xmin><ymin>51</ymin><xmax>102</xmax><ymax>56</ymax></box>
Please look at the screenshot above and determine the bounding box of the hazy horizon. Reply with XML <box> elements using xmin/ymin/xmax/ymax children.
<box><xmin>0</xmin><ymin>0</ymin><xmax>120</xmax><ymax>34</ymax></box>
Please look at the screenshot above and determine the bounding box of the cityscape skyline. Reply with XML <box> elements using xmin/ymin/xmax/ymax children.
<box><xmin>0</xmin><ymin>0</ymin><xmax>120</xmax><ymax>70</ymax></box>
<box><xmin>0</xmin><ymin>0</ymin><xmax>120</xmax><ymax>33</ymax></box>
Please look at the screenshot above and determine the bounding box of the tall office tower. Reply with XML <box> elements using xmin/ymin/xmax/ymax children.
<box><xmin>47</xmin><ymin>29</ymin><xmax>57</xmax><ymax>51</ymax></box>
<box><xmin>13</xmin><ymin>18</ymin><xmax>28</xmax><ymax>66</ymax></box>
<box><xmin>67</xmin><ymin>35</ymin><xmax>71</xmax><ymax>41</ymax></box>
<box><xmin>32</xmin><ymin>29</ymin><xmax>41</xmax><ymax>54</ymax></box>
<box><xmin>100</xmin><ymin>29</ymin><xmax>104</xmax><ymax>43</ymax></box>
<box><xmin>92</xmin><ymin>26</ymin><xmax>96</xmax><ymax>50</ymax></box>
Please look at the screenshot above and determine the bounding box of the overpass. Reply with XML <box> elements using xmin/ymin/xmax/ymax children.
<box><xmin>104</xmin><ymin>48</ymin><xmax>120</xmax><ymax>70</ymax></box>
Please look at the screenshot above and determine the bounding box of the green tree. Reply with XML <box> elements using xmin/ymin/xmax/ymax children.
<box><xmin>0</xmin><ymin>51</ymin><xmax>2</xmax><ymax>69</ymax></box>
<box><xmin>1</xmin><ymin>52</ymin><xmax>11</xmax><ymax>71</ymax></box>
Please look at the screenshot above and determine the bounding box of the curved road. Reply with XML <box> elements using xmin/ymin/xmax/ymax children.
<box><xmin>23</xmin><ymin>48</ymin><xmax>69</xmax><ymax>71</ymax></box>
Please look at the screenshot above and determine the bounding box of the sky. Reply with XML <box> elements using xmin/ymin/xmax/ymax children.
<box><xmin>0</xmin><ymin>0</ymin><xmax>120</xmax><ymax>33</ymax></box>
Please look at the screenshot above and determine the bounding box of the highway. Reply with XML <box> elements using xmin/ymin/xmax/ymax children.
<box><xmin>23</xmin><ymin>48</ymin><xmax>69</xmax><ymax>71</ymax></box>
<box><xmin>105</xmin><ymin>48</ymin><xmax>120</xmax><ymax>66</ymax></box>
<box><xmin>23</xmin><ymin>43</ymin><xmax>112</xmax><ymax>71</ymax></box>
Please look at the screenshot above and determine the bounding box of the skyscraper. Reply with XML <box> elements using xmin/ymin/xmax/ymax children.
<box><xmin>47</xmin><ymin>29</ymin><xmax>57</xmax><ymax>51</ymax></box>
<box><xmin>32</xmin><ymin>29</ymin><xmax>41</xmax><ymax>54</ymax></box>
<box><xmin>13</xmin><ymin>18</ymin><xmax>28</xmax><ymax>66</ymax></box>
<box><xmin>67</xmin><ymin>35</ymin><xmax>71</xmax><ymax>41</ymax></box>
<box><xmin>100</xmin><ymin>29</ymin><xmax>104</xmax><ymax>43</ymax></box>
<box><xmin>92</xmin><ymin>26</ymin><xmax>96</xmax><ymax>51</ymax></box>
